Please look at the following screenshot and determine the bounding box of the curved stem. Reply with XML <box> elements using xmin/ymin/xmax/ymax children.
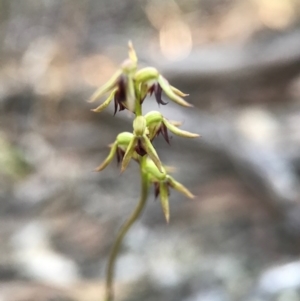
<box><xmin>105</xmin><ymin>168</ymin><xmax>149</xmax><ymax>301</ymax></box>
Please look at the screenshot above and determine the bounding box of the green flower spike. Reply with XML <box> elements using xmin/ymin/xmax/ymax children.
<box><xmin>134</xmin><ymin>67</ymin><xmax>192</xmax><ymax>107</ymax></box>
<box><xmin>89</xmin><ymin>42</ymin><xmax>199</xmax><ymax>301</ymax></box>
<box><xmin>143</xmin><ymin>158</ymin><xmax>195</xmax><ymax>223</ymax></box>
<box><xmin>121</xmin><ymin>116</ymin><xmax>163</xmax><ymax>173</ymax></box>
<box><xmin>145</xmin><ymin>111</ymin><xmax>199</xmax><ymax>143</ymax></box>
<box><xmin>88</xmin><ymin>43</ymin><xmax>138</xmax><ymax>114</ymax></box>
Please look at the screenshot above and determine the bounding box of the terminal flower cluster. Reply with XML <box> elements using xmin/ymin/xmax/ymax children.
<box><xmin>90</xmin><ymin>43</ymin><xmax>198</xmax><ymax>220</ymax></box>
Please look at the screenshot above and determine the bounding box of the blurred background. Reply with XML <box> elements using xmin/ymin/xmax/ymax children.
<box><xmin>1</xmin><ymin>0</ymin><xmax>300</xmax><ymax>300</ymax></box>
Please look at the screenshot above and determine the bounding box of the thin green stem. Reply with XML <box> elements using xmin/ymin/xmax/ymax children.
<box><xmin>105</xmin><ymin>168</ymin><xmax>149</xmax><ymax>301</ymax></box>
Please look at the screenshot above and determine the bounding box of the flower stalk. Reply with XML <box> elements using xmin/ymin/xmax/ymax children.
<box><xmin>105</xmin><ymin>167</ymin><xmax>149</xmax><ymax>301</ymax></box>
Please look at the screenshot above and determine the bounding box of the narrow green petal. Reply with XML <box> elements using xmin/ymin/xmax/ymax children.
<box><xmin>121</xmin><ymin>136</ymin><xmax>138</xmax><ymax>173</ymax></box>
<box><xmin>141</xmin><ymin>136</ymin><xmax>163</xmax><ymax>172</ymax></box>
<box><xmin>170</xmin><ymin>86</ymin><xmax>189</xmax><ymax>97</ymax></box>
<box><xmin>168</xmin><ymin>120</ymin><xmax>182</xmax><ymax>127</ymax></box>
<box><xmin>164</xmin><ymin>165</ymin><xmax>177</xmax><ymax>173</ymax></box>
<box><xmin>163</xmin><ymin>119</ymin><xmax>199</xmax><ymax>138</ymax></box>
<box><xmin>159</xmin><ymin>182</ymin><xmax>170</xmax><ymax>223</ymax></box>
<box><xmin>95</xmin><ymin>142</ymin><xmax>118</xmax><ymax>172</ymax></box>
<box><xmin>91</xmin><ymin>88</ymin><xmax>117</xmax><ymax>113</ymax></box>
<box><xmin>157</xmin><ymin>75</ymin><xmax>193</xmax><ymax>107</ymax></box>
<box><xmin>128</xmin><ymin>41</ymin><xmax>138</xmax><ymax>63</ymax></box>
<box><xmin>168</xmin><ymin>176</ymin><xmax>195</xmax><ymax>199</ymax></box>
<box><xmin>88</xmin><ymin>70</ymin><xmax>122</xmax><ymax>103</ymax></box>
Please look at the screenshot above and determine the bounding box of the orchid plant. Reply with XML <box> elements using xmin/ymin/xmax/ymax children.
<box><xmin>89</xmin><ymin>42</ymin><xmax>199</xmax><ymax>301</ymax></box>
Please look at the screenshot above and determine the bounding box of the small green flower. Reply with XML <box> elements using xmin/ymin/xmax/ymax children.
<box><xmin>95</xmin><ymin>117</ymin><xmax>164</xmax><ymax>173</ymax></box>
<box><xmin>89</xmin><ymin>43</ymin><xmax>137</xmax><ymax>114</ymax></box>
<box><xmin>135</xmin><ymin>67</ymin><xmax>192</xmax><ymax>107</ymax></box>
<box><xmin>95</xmin><ymin>132</ymin><xmax>138</xmax><ymax>172</ymax></box>
<box><xmin>121</xmin><ymin>116</ymin><xmax>163</xmax><ymax>173</ymax></box>
<box><xmin>143</xmin><ymin>158</ymin><xmax>195</xmax><ymax>223</ymax></box>
<box><xmin>145</xmin><ymin>111</ymin><xmax>199</xmax><ymax>143</ymax></box>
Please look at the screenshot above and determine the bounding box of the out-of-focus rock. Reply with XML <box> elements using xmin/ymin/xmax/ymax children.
<box><xmin>0</xmin><ymin>282</ymin><xmax>75</xmax><ymax>301</ymax></box>
<box><xmin>258</xmin><ymin>261</ymin><xmax>300</xmax><ymax>295</ymax></box>
<box><xmin>183</xmin><ymin>289</ymin><xmax>230</xmax><ymax>301</ymax></box>
<box><xmin>10</xmin><ymin>221</ymin><xmax>80</xmax><ymax>286</ymax></box>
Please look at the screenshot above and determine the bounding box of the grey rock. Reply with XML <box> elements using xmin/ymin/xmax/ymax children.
<box><xmin>258</xmin><ymin>261</ymin><xmax>300</xmax><ymax>294</ymax></box>
<box><xmin>10</xmin><ymin>221</ymin><xmax>80</xmax><ymax>286</ymax></box>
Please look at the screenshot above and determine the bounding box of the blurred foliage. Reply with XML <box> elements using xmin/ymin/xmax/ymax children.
<box><xmin>0</xmin><ymin>133</ymin><xmax>31</xmax><ymax>179</ymax></box>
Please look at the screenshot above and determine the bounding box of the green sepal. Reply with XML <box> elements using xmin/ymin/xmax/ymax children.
<box><xmin>121</xmin><ymin>58</ymin><xmax>137</xmax><ymax>73</ymax></box>
<box><xmin>157</xmin><ymin>75</ymin><xmax>193</xmax><ymax>107</ymax></box>
<box><xmin>159</xmin><ymin>182</ymin><xmax>170</xmax><ymax>223</ymax></box>
<box><xmin>126</xmin><ymin>75</ymin><xmax>136</xmax><ymax>112</ymax></box>
<box><xmin>143</xmin><ymin>158</ymin><xmax>166</xmax><ymax>181</ymax></box>
<box><xmin>133</xmin><ymin>116</ymin><xmax>147</xmax><ymax>136</ymax></box>
<box><xmin>145</xmin><ymin>111</ymin><xmax>163</xmax><ymax>125</ymax></box>
<box><xmin>145</xmin><ymin>111</ymin><xmax>163</xmax><ymax>140</ymax></box>
<box><xmin>147</xmin><ymin>123</ymin><xmax>161</xmax><ymax>141</ymax></box>
<box><xmin>141</xmin><ymin>136</ymin><xmax>163</xmax><ymax>172</ymax></box>
<box><xmin>170</xmin><ymin>86</ymin><xmax>189</xmax><ymax>97</ymax></box>
<box><xmin>117</xmin><ymin>133</ymin><xmax>143</xmax><ymax>163</ymax></box>
<box><xmin>168</xmin><ymin>176</ymin><xmax>195</xmax><ymax>199</ymax></box>
<box><xmin>163</xmin><ymin>119</ymin><xmax>199</xmax><ymax>138</ymax></box>
<box><xmin>116</xmin><ymin>132</ymin><xmax>134</xmax><ymax>147</ymax></box>
<box><xmin>95</xmin><ymin>142</ymin><xmax>118</xmax><ymax>172</ymax></box>
<box><xmin>121</xmin><ymin>136</ymin><xmax>138</xmax><ymax>173</ymax></box>
<box><xmin>134</xmin><ymin>67</ymin><xmax>159</xmax><ymax>83</ymax></box>
<box><xmin>88</xmin><ymin>70</ymin><xmax>122</xmax><ymax>103</ymax></box>
<box><xmin>91</xmin><ymin>88</ymin><xmax>117</xmax><ymax>113</ymax></box>
<box><xmin>168</xmin><ymin>120</ymin><xmax>182</xmax><ymax>127</ymax></box>
<box><xmin>140</xmin><ymin>82</ymin><xmax>149</xmax><ymax>101</ymax></box>
<box><xmin>128</xmin><ymin>41</ymin><xmax>138</xmax><ymax>63</ymax></box>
